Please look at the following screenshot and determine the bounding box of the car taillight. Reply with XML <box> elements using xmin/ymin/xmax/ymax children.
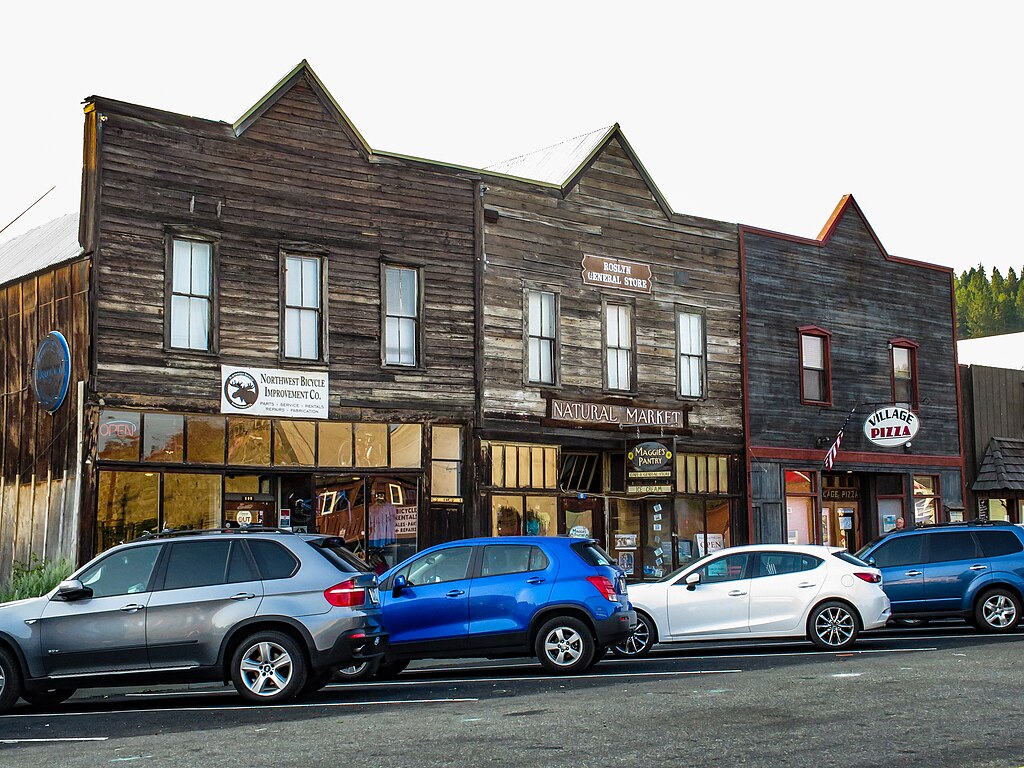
<box><xmin>324</xmin><ymin>579</ymin><xmax>366</xmax><ymax>607</ymax></box>
<box><xmin>854</xmin><ymin>572</ymin><xmax>881</xmax><ymax>584</ymax></box>
<box><xmin>586</xmin><ymin>576</ymin><xmax>618</xmax><ymax>601</ymax></box>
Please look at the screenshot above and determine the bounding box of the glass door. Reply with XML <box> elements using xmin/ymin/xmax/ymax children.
<box><xmin>559</xmin><ymin>497</ymin><xmax>604</xmax><ymax>542</ymax></box>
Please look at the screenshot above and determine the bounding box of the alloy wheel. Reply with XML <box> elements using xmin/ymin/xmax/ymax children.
<box><xmin>0</xmin><ymin>664</ymin><xmax>5</xmax><ymax>697</ymax></box>
<box><xmin>542</xmin><ymin>626</ymin><xmax>585</xmax><ymax>667</ymax></box>
<box><xmin>983</xmin><ymin>594</ymin><xmax>1017</xmax><ymax>628</ymax></box>
<box><xmin>814</xmin><ymin>606</ymin><xmax>856</xmax><ymax>647</ymax></box>
<box><xmin>614</xmin><ymin>619</ymin><xmax>652</xmax><ymax>657</ymax></box>
<box><xmin>239</xmin><ymin>641</ymin><xmax>293</xmax><ymax>697</ymax></box>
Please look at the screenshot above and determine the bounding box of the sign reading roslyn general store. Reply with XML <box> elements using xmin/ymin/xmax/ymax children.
<box><xmin>221</xmin><ymin>365</ymin><xmax>329</xmax><ymax>419</ymax></box>
<box><xmin>550</xmin><ymin>399</ymin><xmax>685</xmax><ymax>428</ymax></box>
<box><xmin>581</xmin><ymin>254</ymin><xmax>653</xmax><ymax>294</ymax></box>
<box><xmin>863</xmin><ymin>406</ymin><xmax>920</xmax><ymax>448</ymax></box>
<box><xmin>626</xmin><ymin>440</ymin><xmax>674</xmax><ymax>494</ymax></box>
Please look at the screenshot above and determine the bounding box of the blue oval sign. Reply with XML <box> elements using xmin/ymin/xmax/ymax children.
<box><xmin>32</xmin><ymin>331</ymin><xmax>71</xmax><ymax>413</ymax></box>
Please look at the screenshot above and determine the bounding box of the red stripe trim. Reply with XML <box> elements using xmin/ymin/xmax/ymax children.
<box><xmin>750</xmin><ymin>446</ymin><xmax>962</xmax><ymax>467</ymax></box>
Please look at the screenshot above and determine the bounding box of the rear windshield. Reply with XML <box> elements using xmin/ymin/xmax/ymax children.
<box><xmin>301</xmin><ymin>537</ymin><xmax>365</xmax><ymax>574</ymax></box>
<box><xmin>571</xmin><ymin>541</ymin><xmax>615</xmax><ymax>567</ymax></box>
<box><xmin>832</xmin><ymin>551</ymin><xmax>870</xmax><ymax>567</ymax></box>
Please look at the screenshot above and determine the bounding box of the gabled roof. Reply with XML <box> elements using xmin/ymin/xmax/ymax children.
<box><xmin>0</xmin><ymin>212</ymin><xmax>83</xmax><ymax>288</ymax></box>
<box><xmin>973</xmin><ymin>437</ymin><xmax>1024</xmax><ymax>492</ymax></box>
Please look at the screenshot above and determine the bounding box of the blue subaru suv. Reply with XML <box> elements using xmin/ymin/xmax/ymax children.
<box><xmin>346</xmin><ymin>537</ymin><xmax>635</xmax><ymax>678</ymax></box>
<box><xmin>856</xmin><ymin>521</ymin><xmax>1024</xmax><ymax>632</ymax></box>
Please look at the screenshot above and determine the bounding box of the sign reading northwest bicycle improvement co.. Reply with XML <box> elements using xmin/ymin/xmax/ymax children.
<box><xmin>221</xmin><ymin>365</ymin><xmax>329</xmax><ymax>419</ymax></box>
<box><xmin>581</xmin><ymin>255</ymin><xmax>653</xmax><ymax>294</ymax></box>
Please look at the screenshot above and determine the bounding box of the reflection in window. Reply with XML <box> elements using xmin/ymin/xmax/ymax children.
<box><xmin>892</xmin><ymin>342</ymin><xmax>918</xmax><ymax>409</ymax></box>
<box><xmin>913</xmin><ymin>475</ymin><xmax>939</xmax><ymax>525</ymax></box>
<box><xmin>79</xmin><ymin>545</ymin><xmax>161</xmax><ymax>598</ymax></box>
<box><xmin>163</xmin><ymin>473</ymin><xmax>221</xmax><ymax>531</ymax></box>
<box><xmin>355</xmin><ymin>423</ymin><xmax>388</xmax><ymax>467</ymax></box>
<box><xmin>274</xmin><ymin>421</ymin><xmax>316</xmax><ymax>466</ymax></box>
<box><xmin>431</xmin><ymin>425</ymin><xmax>463</xmax><ymax>498</ymax></box>
<box><xmin>96</xmin><ymin>471</ymin><xmax>159</xmax><ymax>551</ymax></box>
<box><xmin>186</xmin><ymin>415</ymin><xmax>225</xmax><ymax>464</ymax></box>
<box><xmin>227</xmin><ymin>418</ymin><xmax>271</xmax><ymax>465</ymax></box>
<box><xmin>384</xmin><ymin>266</ymin><xmax>419</xmax><ymax>366</ymax></box>
<box><xmin>390</xmin><ymin>424</ymin><xmax>422</xmax><ymax>468</ymax></box>
<box><xmin>97</xmin><ymin>410</ymin><xmax>142</xmax><ymax>461</ymax></box>
<box><xmin>800</xmin><ymin>330</ymin><xmax>830</xmax><ymax>403</ymax></box>
<box><xmin>318</xmin><ymin>422</ymin><xmax>353</xmax><ymax>467</ymax></box>
<box><xmin>493</xmin><ymin>495</ymin><xmax>524</xmax><ymax>536</ymax></box>
<box><xmin>142</xmin><ymin>413</ymin><xmax>184</xmax><ymax>463</ymax></box>
<box><xmin>525</xmin><ymin>496</ymin><xmax>556</xmax><ymax>536</ymax></box>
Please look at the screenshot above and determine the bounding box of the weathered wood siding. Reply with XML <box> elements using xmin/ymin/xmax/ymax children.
<box><xmin>0</xmin><ymin>260</ymin><xmax>90</xmax><ymax>582</ymax></box>
<box><xmin>90</xmin><ymin>75</ymin><xmax>478</xmax><ymax>420</ymax></box>
<box><xmin>961</xmin><ymin>364</ymin><xmax>1024</xmax><ymax>509</ymax></box>
<box><xmin>481</xmin><ymin>138</ymin><xmax>743</xmax><ymax>448</ymax></box>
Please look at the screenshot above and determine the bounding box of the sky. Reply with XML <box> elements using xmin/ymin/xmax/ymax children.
<box><xmin>1</xmin><ymin>1</ymin><xmax>1022</xmax><ymax>276</ymax></box>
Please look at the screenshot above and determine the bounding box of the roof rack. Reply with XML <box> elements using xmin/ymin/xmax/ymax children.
<box><xmin>911</xmin><ymin>519</ymin><xmax>1015</xmax><ymax>530</ymax></box>
<box><xmin>131</xmin><ymin>526</ymin><xmax>295</xmax><ymax>542</ymax></box>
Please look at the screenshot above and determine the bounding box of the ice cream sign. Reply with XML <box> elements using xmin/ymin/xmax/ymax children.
<box><xmin>863</xmin><ymin>406</ymin><xmax>920</xmax><ymax>448</ymax></box>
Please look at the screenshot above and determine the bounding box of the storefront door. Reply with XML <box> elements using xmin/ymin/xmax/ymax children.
<box><xmin>821</xmin><ymin>503</ymin><xmax>858</xmax><ymax>551</ymax></box>
<box><xmin>559</xmin><ymin>497</ymin><xmax>604</xmax><ymax>542</ymax></box>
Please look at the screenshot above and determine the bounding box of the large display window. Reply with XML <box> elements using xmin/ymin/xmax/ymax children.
<box><xmin>96</xmin><ymin>470</ymin><xmax>159</xmax><ymax>551</ymax></box>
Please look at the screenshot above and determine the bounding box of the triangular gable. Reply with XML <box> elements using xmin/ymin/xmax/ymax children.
<box><xmin>233</xmin><ymin>60</ymin><xmax>372</xmax><ymax>160</ymax></box>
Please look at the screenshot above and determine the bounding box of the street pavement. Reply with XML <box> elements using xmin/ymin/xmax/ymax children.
<box><xmin>1</xmin><ymin>623</ymin><xmax>1023</xmax><ymax>767</ymax></box>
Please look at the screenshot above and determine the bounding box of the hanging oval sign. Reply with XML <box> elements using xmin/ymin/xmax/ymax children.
<box><xmin>863</xmin><ymin>406</ymin><xmax>920</xmax><ymax>447</ymax></box>
<box><xmin>32</xmin><ymin>331</ymin><xmax>71</xmax><ymax>413</ymax></box>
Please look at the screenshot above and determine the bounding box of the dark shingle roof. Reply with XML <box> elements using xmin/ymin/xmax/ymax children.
<box><xmin>0</xmin><ymin>212</ymin><xmax>83</xmax><ymax>288</ymax></box>
<box><xmin>973</xmin><ymin>438</ymin><xmax>1024</xmax><ymax>492</ymax></box>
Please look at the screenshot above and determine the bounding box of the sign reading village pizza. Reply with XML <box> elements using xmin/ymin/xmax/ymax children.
<box><xmin>863</xmin><ymin>406</ymin><xmax>920</xmax><ymax>448</ymax></box>
<box><xmin>221</xmin><ymin>365</ymin><xmax>329</xmax><ymax>419</ymax></box>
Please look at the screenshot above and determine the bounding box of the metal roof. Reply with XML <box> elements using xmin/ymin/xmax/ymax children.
<box><xmin>484</xmin><ymin>125</ymin><xmax>615</xmax><ymax>185</ymax></box>
<box><xmin>0</xmin><ymin>212</ymin><xmax>83</xmax><ymax>287</ymax></box>
<box><xmin>958</xmin><ymin>332</ymin><xmax>1024</xmax><ymax>371</ymax></box>
<box><xmin>973</xmin><ymin>437</ymin><xmax>1024</xmax><ymax>493</ymax></box>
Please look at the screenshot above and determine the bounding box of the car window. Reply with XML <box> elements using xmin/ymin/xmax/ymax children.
<box><xmin>755</xmin><ymin>552</ymin><xmax>822</xmax><ymax>577</ymax></box>
<box><xmin>248</xmin><ymin>539</ymin><xmax>300</xmax><ymax>580</ymax></box>
<box><xmin>226</xmin><ymin>541</ymin><xmax>259</xmax><ymax>582</ymax></box>
<box><xmin>926</xmin><ymin>531</ymin><xmax>982</xmax><ymax>564</ymax></box>
<box><xmin>79</xmin><ymin>545</ymin><xmax>161</xmax><ymax>598</ymax></box>
<box><xmin>401</xmin><ymin>547</ymin><xmax>473</xmax><ymax>586</ymax></box>
<box><xmin>697</xmin><ymin>553</ymin><xmax>749</xmax><ymax>584</ymax></box>
<box><xmin>869</xmin><ymin>535</ymin><xmax>923</xmax><ymax>568</ymax></box>
<box><xmin>571</xmin><ymin>542</ymin><xmax>614</xmax><ymax>566</ymax></box>
<box><xmin>163</xmin><ymin>540</ymin><xmax>232</xmax><ymax>590</ymax></box>
<box><xmin>975</xmin><ymin>530</ymin><xmax>1024</xmax><ymax>558</ymax></box>
<box><xmin>481</xmin><ymin>545</ymin><xmax>548</xmax><ymax>577</ymax></box>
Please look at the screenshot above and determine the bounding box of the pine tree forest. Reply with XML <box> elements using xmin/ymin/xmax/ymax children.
<box><xmin>955</xmin><ymin>266</ymin><xmax>1024</xmax><ymax>339</ymax></box>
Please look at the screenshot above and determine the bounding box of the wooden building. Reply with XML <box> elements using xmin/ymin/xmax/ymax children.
<box><xmin>474</xmin><ymin>126</ymin><xmax>746</xmax><ymax>580</ymax></box>
<box><xmin>741</xmin><ymin>196</ymin><xmax>965</xmax><ymax>550</ymax></box>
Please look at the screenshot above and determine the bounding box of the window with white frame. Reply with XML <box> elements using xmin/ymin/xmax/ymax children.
<box><xmin>169</xmin><ymin>239</ymin><xmax>212</xmax><ymax>350</ymax></box>
<box><xmin>384</xmin><ymin>266</ymin><xmax>419</xmax><ymax>366</ymax></box>
<box><xmin>677</xmin><ymin>311</ymin><xmax>704</xmax><ymax>397</ymax></box>
<box><xmin>527</xmin><ymin>290</ymin><xmax>557</xmax><ymax>384</ymax></box>
<box><xmin>605</xmin><ymin>303</ymin><xmax>633</xmax><ymax>391</ymax></box>
<box><xmin>283</xmin><ymin>255</ymin><xmax>322</xmax><ymax>360</ymax></box>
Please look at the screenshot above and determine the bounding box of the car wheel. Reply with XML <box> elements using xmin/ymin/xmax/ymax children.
<box><xmin>374</xmin><ymin>659</ymin><xmax>410</xmax><ymax>680</ymax></box>
<box><xmin>974</xmin><ymin>588</ymin><xmax>1022</xmax><ymax>633</ymax></box>
<box><xmin>335</xmin><ymin>657</ymin><xmax>381</xmax><ymax>682</ymax></box>
<box><xmin>808</xmin><ymin>601</ymin><xmax>860</xmax><ymax>651</ymax></box>
<box><xmin>611</xmin><ymin>613</ymin><xmax>656</xmax><ymax>658</ymax></box>
<box><xmin>231</xmin><ymin>631</ymin><xmax>308</xmax><ymax>704</ymax></box>
<box><xmin>300</xmin><ymin>671</ymin><xmax>335</xmax><ymax>696</ymax></box>
<box><xmin>20</xmin><ymin>688</ymin><xmax>76</xmax><ymax>708</ymax></box>
<box><xmin>534</xmin><ymin>616</ymin><xmax>595</xmax><ymax>674</ymax></box>
<box><xmin>0</xmin><ymin>648</ymin><xmax>23</xmax><ymax>715</ymax></box>
<box><xmin>587</xmin><ymin>646</ymin><xmax>609</xmax><ymax>668</ymax></box>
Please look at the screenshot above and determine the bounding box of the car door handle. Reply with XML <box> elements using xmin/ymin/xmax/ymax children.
<box><xmin>797</xmin><ymin>582</ymin><xmax>817</xmax><ymax>588</ymax></box>
<box><xmin>230</xmin><ymin>592</ymin><xmax>257</xmax><ymax>600</ymax></box>
<box><xmin>446</xmin><ymin>589</ymin><xmax>465</xmax><ymax>597</ymax></box>
<box><xmin>728</xmin><ymin>590</ymin><xmax>747</xmax><ymax>597</ymax></box>
<box><xmin>969</xmin><ymin>565</ymin><xmax>988</xmax><ymax>571</ymax></box>
<box><xmin>120</xmin><ymin>603</ymin><xmax>146</xmax><ymax>613</ymax></box>
<box><xmin>905</xmin><ymin>570</ymin><xmax>923</xmax><ymax>577</ymax></box>
<box><xmin>526</xmin><ymin>577</ymin><xmax>546</xmax><ymax>585</ymax></box>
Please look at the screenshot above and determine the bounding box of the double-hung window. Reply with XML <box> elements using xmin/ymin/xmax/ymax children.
<box><xmin>799</xmin><ymin>326</ymin><xmax>831</xmax><ymax>405</ymax></box>
<box><xmin>168</xmin><ymin>238</ymin><xmax>213</xmax><ymax>351</ymax></box>
<box><xmin>890</xmin><ymin>338</ymin><xmax>919</xmax><ymax>409</ymax></box>
<box><xmin>527</xmin><ymin>290</ymin><xmax>557</xmax><ymax>385</ymax></box>
<box><xmin>605</xmin><ymin>303</ymin><xmax>634</xmax><ymax>391</ymax></box>
<box><xmin>384</xmin><ymin>266</ymin><xmax>419</xmax><ymax>366</ymax></box>
<box><xmin>283</xmin><ymin>255</ymin><xmax>323</xmax><ymax>360</ymax></box>
<box><xmin>677</xmin><ymin>310</ymin><xmax>704</xmax><ymax>398</ymax></box>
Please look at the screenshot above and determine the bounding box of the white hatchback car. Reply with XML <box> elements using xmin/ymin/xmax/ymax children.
<box><xmin>612</xmin><ymin>544</ymin><xmax>891</xmax><ymax>657</ymax></box>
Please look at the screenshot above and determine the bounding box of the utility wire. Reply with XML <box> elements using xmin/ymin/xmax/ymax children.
<box><xmin>0</xmin><ymin>186</ymin><xmax>56</xmax><ymax>238</ymax></box>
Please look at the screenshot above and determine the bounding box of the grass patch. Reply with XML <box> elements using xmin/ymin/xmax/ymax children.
<box><xmin>0</xmin><ymin>554</ymin><xmax>74</xmax><ymax>604</ymax></box>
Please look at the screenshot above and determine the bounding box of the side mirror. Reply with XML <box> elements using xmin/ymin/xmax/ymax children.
<box><xmin>55</xmin><ymin>579</ymin><xmax>92</xmax><ymax>601</ymax></box>
<box><xmin>685</xmin><ymin>572</ymin><xmax>701</xmax><ymax>591</ymax></box>
<box><xmin>392</xmin><ymin>574</ymin><xmax>408</xmax><ymax>597</ymax></box>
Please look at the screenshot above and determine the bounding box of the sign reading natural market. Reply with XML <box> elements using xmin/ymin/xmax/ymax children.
<box><xmin>581</xmin><ymin>254</ymin><xmax>653</xmax><ymax>294</ymax></box>
<box><xmin>626</xmin><ymin>439</ymin><xmax>674</xmax><ymax>494</ymax></box>
<box><xmin>221</xmin><ymin>365</ymin><xmax>329</xmax><ymax>419</ymax></box>
<box><xmin>549</xmin><ymin>398</ymin><xmax>686</xmax><ymax>428</ymax></box>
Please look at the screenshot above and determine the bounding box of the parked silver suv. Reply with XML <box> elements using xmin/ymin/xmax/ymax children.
<box><xmin>0</xmin><ymin>528</ymin><xmax>386</xmax><ymax>714</ymax></box>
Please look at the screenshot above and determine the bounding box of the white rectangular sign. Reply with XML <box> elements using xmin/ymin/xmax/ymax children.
<box><xmin>221</xmin><ymin>365</ymin><xmax>329</xmax><ymax>419</ymax></box>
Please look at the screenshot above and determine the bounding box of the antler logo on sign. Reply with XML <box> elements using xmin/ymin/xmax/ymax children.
<box><xmin>863</xmin><ymin>407</ymin><xmax>920</xmax><ymax>447</ymax></box>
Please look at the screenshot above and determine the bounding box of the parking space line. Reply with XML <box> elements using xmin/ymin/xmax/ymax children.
<box><xmin>0</xmin><ymin>737</ymin><xmax>109</xmax><ymax>743</ymax></box>
<box><xmin>332</xmin><ymin>668</ymin><xmax>743</xmax><ymax>688</ymax></box>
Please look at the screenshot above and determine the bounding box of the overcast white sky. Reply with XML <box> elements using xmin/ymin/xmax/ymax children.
<box><xmin>1</xmin><ymin>1</ymin><xmax>1021</xmax><ymax>275</ymax></box>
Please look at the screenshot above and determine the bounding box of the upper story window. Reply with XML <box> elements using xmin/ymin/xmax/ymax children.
<box><xmin>527</xmin><ymin>290</ymin><xmax>558</xmax><ymax>385</ymax></box>
<box><xmin>604</xmin><ymin>303</ymin><xmax>634</xmax><ymax>392</ymax></box>
<box><xmin>677</xmin><ymin>310</ymin><xmax>705</xmax><ymax>398</ymax></box>
<box><xmin>383</xmin><ymin>266</ymin><xmax>419</xmax><ymax>366</ymax></box>
<box><xmin>283</xmin><ymin>255</ymin><xmax>323</xmax><ymax>360</ymax></box>
<box><xmin>799</xmin><ymin>326</ymin><xmax>831</xmax><ymax>405</ymax></box>
<box><xmin>168</xmin><ymin>238</ymin><xmax>213</xmax><ymax>351</ymax></box>
<box><xmin>891</xmin><ymin>338</ymin><xmax>919</xmax><ymax>409</ymax></box>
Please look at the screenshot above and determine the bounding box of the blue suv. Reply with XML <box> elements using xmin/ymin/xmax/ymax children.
<box><xmin>350</xmin><ymin>537</ymin><xmax>635</xmax><ymax>678</ymax></box>
<box><xmin>856</xmin><ymin>522</ymin><xmax>1024</xmax><ymax>632</ymax></box>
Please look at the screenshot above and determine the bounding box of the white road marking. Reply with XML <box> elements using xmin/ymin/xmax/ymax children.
<box><xmin>831</xmin><ymin>673</ymin><xmax>863</xmax><ymax>678</ymax></box>
<box><xmin>0</xmin><ymin>737</ymin><xmax>109</xmax><ymax>743</ymax></box>
<box><xmin>332</xmin><ymin>668</ymin><xmax>742</xmax><ymax>688</ymax></box>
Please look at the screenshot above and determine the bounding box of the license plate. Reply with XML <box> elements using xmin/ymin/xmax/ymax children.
<box><xmin>369</xmin><ymin>587</ymin><xmax>380</xmax><ymax>606</ymax></box>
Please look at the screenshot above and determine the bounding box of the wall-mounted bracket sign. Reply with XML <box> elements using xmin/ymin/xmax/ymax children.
<box><xmin>581</xmin><ymin>254</ymin><xmax>653</xmax><ymax>294</ymax></box>
<box><xmin>32</xmin><ymin>331</ymin><xmax>71</xmax><ymax>413</ymax></box>
<box><xmin>626</xmin><ymin>439</ymin><xmax>674</xmax><ymax>494</ymax></box>
<box><xmin>863</xmin><ymin>406</ymin><xmax>920</xmax><ymax>448</ymax></box>
<box><xmin>221</xmin><ymin>365</ymin><xmax>329</xmax><ymax>419</ymax></box>
<box><xmin>550</xmin><ymin>399</ymin><xmax>685</xmax><ymax>428</ymax></box>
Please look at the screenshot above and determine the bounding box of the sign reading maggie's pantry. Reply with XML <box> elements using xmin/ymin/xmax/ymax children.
<box><xmin>626</xmin><ymin>439</ymin><xmax>674</xmax><ymax>494</ymax></box>
<box><xmin>581</xmin><ymin>254</ymin><xmax>653</xmax><ymax>294</ymax></box>
<box><xmin>221</xmin><ymin>365</ymin><xmax>329</xmax><ymax>419</ymax></box>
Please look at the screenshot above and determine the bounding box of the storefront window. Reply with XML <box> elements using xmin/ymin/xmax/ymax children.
<box><xmin>879</xmin><ymin>499</ymin><xmax>904</xmax><ymax>533</ymax></box>
<box><xmin>163</xmin><ymin>473</ymin><xmax>221</xmax><ymax>531</ymax></box>
<box><xmin>96</xmin><ymin>470</ymin><xmax>159</xmax><ymax>551</ymax></box>
<box><xmin>913</xmin><ymin>475</ymin><xmax>939</xmax><ymax>525</ymax></box>
<box><xmin>186</xmin><ymin>415</ymin><xmax>225</xmax><ymax>464</ymax></box>
<box><xmin>785</xmin><ymin>470</ymin><xmax>817</xmax><ymax>544</ymax></box>
<box><xmin>989</xmin><ymin>498</ymin><xmax>1009</xmax><ymax>521</ymax></box>
<box><xmin>677</xmin><ymin>454</ymin><xmax>731</xmax><ymax>494</ymax></box>
<box><xmin>318</xmin><ymin>422</ymin><xmax>353</xmax><ymax>467</ymax></box>
<box><xmin>355</xmin><ymin>423</ymin><xmax>388</xmax><ymax>467</ymax></box>
<box><xmin>274</xmin><ymin>421</ymin><xmax>315</xmax><ymax>466</ymax></box>
<box><xmin>493</xmin><ymin>495</ymin><xmax>524</xmax><ymax>536</ymax></box>
<box><xmin>488</xmin><ymin>443</ymin><xmax>558</xmax><ymax>489</ymax></box>
<box><xmin>674</xmin><ymin>498</ymin><xmax>731</xmax><ymax>566</ymax></box>
<box><xmin>525</xmin><ymin>496</ymin><xmax>556</xmax><ymax>536</ymax></box>
<box><xmin>367</xmin><ymin>477</ymin><xmax>418</xmax><ymax>573</ymax></box>
<box><xmin>431</xmin><ymin>426</ymin><xmax>462</xmax><ymax>498</ymax></box>
<box><xmin>227</xmin><ymin>418</ymin><xmax>271</xmax><ymax>465</ymax></box>
<box><xmin>142</xmin><ymin>413</ymin><xmax>184</xmax><ymax>463</ymax></box>
<box><xmin>609</xmin><ymin>499</ymin><xmax>641</xmax><ymax>577</ymax></box>
<box><xmin>97</xmin><ymin>410</ymin><xmax>142</xmax><ymax>461</ymax></box>
<box><xmin>390</xmin><ymin>424</ymin><xmax>422</xmax><ymax>468</ymax></box>
<box><xmin>643</xmin><ymin>500</ymin><xmax>670</xmax><ymax>578</ymax></box>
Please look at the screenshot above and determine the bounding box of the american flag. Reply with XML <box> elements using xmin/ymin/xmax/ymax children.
<box><xmin>822</xmin><ymin>427</ymin><xmax>844</xmax><ymax>471</ymax></box>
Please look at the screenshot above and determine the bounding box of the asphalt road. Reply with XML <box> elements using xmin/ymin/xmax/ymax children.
<box><xmin>2</xmin><ymin>624</ymin><xmax>1023</xmax><ymax>768</ymax></box>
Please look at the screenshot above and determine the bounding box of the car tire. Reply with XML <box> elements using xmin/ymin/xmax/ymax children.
<box><xmin>587</xmin><ymin>646</ymin><xmax>609</xmax><ymax>668</ymax></box>
<box><xmin>611</xmin><ymin>613</ymin><xmax>657</xmax><ymax>658</ymax></box>
<box><xmin>0</xmin><ymin>647</ymin><xmax>23</xmax><ymax>715</ymax></box>
<box><xmin>534</xmin><ymin>616</ymin><xmax>595</xmax><ymax>674</ymax></box>
<box><xmin>974</xmin><ymin>588</ymin><xmax>1022</xmax><ymax>633</ymax></box>
<box><xmin>373</xmin><ymin>659</ymin><xmax>410</xmax><ymax>680</ymax></box>
<box><xmin>335</xmin><ymin>657</ymin><xmax>381</xmax><ymax>682</ymax></box>
<box><xmin>231</xmin><ymin>631</ymin><xmax>308</xmax><ymax>704</ymax></box>
<box><xmin>891</xmin><ymin>618</ymin><xmax>930</xmax><ymax>628</ymax></box>
<box><xmin>300</xmin><ymin>671</ymin><xmax>335</xmax><ymax>696</ymax></box>
<box><xmin>20</xmin><ymin>688</ymin><xmax>76</xmax><ymax>708</ymax></box>
<box><xmin>808</xmin><ymin>601</ymin><xmax>860</xmax><ymax>651</ymax></box>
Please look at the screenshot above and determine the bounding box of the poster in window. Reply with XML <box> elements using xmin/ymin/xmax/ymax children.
<box><xmin>614</xmin><ymin>533</ymin><xmax>638</xmax><ymax>550</ymax></box>
<box><xmin>694</xmin><ymin>532</ymin><xmax>725</xmax><ymax>557</ymax></box>
<box><xmin>617</xmin><ymin>552</ymin><xmax>635</xmax><ymax>575</ymax></box>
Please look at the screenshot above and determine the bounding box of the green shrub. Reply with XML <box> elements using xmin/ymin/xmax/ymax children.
<box><xmin>0</xmin><ymin>555</ymin><xmax>74</xmax><ymax>604</ymax></box>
